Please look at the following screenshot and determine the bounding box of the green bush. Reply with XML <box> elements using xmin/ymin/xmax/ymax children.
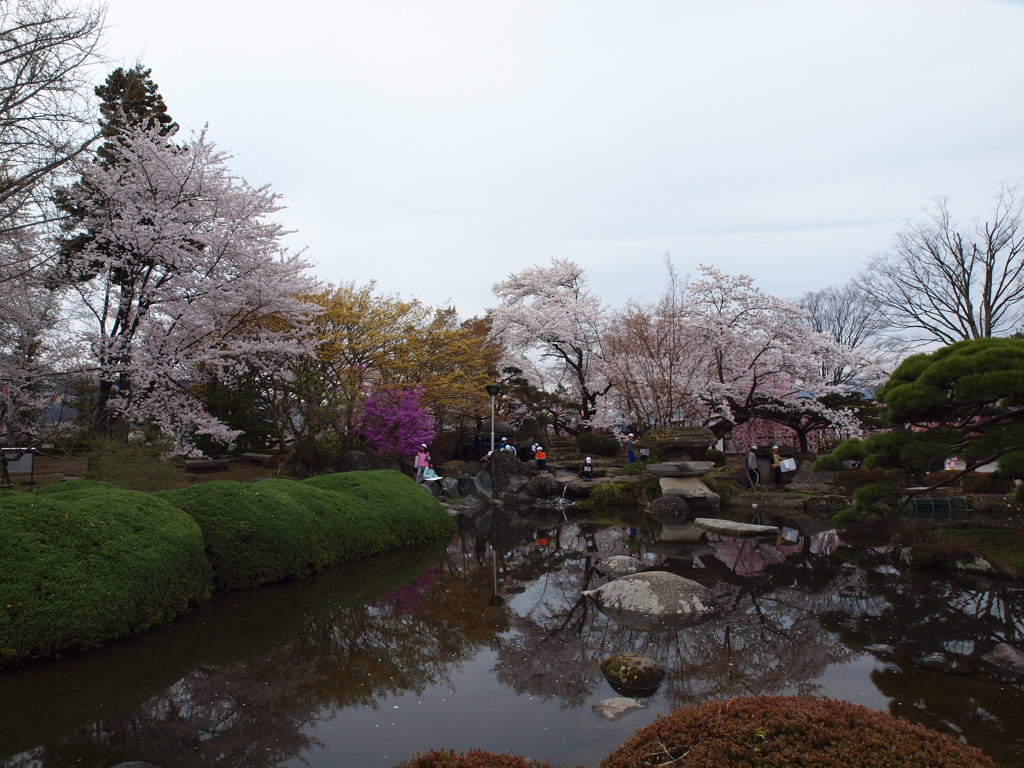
<box><xmin>598</xmin><ymin>696</ymin><xmax>994</xmax><ymax>768</ymax></box>
<box><xmin>702</xmin><ymin>474</ymin><xmax>735</xmax><ymax>507</ymax></box>
<box><xmin>158</xmin><ymin>470</ymin><xmax>454</xmax><ymax>590</ymax></box>
<box><xmin>703</xmin><ymin>447</ymin><xmax>726</xmax><ymax>466</ymax></box>
<box><xmin>833</xmin><ymin>506</ymin><xmax>869</xmax><ymax>526</ymax></box>
<box><xmin>586</xmin><ymin>482</ymin><xmax>643</xmax><ymax>511</ymax></box>
<box><xmin>831</xmin><ymin>467</ymin><xmax>906</xmax><ymax>493</ymax></box>
<box><xmin>0</xmin><ymin>480</ymin><xmax>212</xmax><ymax>666</ymax></box>
<box><xmin>84</xmin><ymin>436</ymin><xmax>182</xmax><ymax>491</ymax></box>
<box><xmin>576</xmin><ymin>432</ymin><xmax>621</xmax><ymax>457</ymax></box>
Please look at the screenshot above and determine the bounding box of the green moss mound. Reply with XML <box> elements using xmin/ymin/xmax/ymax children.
<box><xmin>598</xmin><ymin>696</ymin><xmax>994</xmax><ymax>768</ymax></box>
<box><xmin>0</xmin><ymin>480</ymin><xmax>213</xmax><ymax>666</ymax></box>
<box><xmin>158</xmin><ymin>470</ymin><xmax>454</xmax><ymax>590</ymax></box>
<box><xmin>404</xmin><ymin>749</ymin><xmax>580</xmax><ymax>767</ymax></box>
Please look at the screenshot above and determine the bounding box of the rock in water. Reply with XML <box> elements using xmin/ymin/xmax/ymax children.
<box><xmin>583</xmin><ymin>571</ymin><xmax>719</xmax><ymax>631</ymax></box>
<box><xmin>599</xmin><ymin>653</ymin><xmax>665</xmax><ymax>694</ymax></box>
<box><xmin>592</xmin><ymin>697</ymin><xmax>648</xmax><ymax>720</ymax></box>
<box><xmin>984</xmin><ymin>642</ymin><xmax>1024</xmax><ymax>677</ymax></box>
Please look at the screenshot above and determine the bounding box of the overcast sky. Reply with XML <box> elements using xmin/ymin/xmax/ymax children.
<box><xmin>97</xmin><ymin>0</ymin><xmax>1024</xmax><ymax>317</ymax></box>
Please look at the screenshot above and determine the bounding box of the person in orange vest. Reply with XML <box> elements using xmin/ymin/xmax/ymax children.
<box><xmin>534</xmin><ymin>446</ymin><xmax>547</xmax><ymax>470</ymax></box>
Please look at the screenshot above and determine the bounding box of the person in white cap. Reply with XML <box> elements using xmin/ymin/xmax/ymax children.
<box><xmin>534</xmin><ymin>445</ymin><xmax>547</xmax><ymax>470</ymax></box>
<box><xmin>746</xmin><ymin>445</ymin><xmax>760</xmax><ymax>488</ymax></box>
<box><xmin>625</xmin><ymin>433</ymin><xmax>636</xmax><ymax>464</ymax></box>
<box><xmin>580</xmin><ymin>456</ymin><xmax>593</xmax><ymax>481</ymax></box>
<box><xmin>414</xmin><ymin>443</ymin><xmax>431</xmax><ymax>482</ymax></box>
<box><xmin>771</xmin><ymin>445</ymin><xmax>783</xmax><ymax>485</ymax></box>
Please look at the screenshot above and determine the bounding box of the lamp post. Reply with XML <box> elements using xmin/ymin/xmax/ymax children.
<box><xmin>485</xmin><ymin>384</ymin><xmax>501</xmax><ymax>454</ymax></box>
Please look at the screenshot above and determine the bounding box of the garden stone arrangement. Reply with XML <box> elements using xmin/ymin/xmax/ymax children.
<box><xmin>639</xmin><ymin>427</ymin><xmax>721</xmax><ymax>513</ymax></box>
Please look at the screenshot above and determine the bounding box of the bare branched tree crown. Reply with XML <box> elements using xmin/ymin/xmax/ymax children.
<box><xmin>859</xmin><ymin>184</ymin><xmax>1024</xmax><ymax>344</ymax></box>
<box><xmin>0</xmin><ymin>0</ymin><xmax>106</xmax><ymax>272</ymax></box>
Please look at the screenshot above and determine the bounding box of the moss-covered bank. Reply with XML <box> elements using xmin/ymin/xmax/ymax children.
<box><xmin>0</xmin><ymin>471</ymin><xmax>454</xmax><ymax>666</ymax></box>
<box><xmin>0</xmin><ymin>480</ymin><xmax>212</xmax><ymax>665</ymax></box>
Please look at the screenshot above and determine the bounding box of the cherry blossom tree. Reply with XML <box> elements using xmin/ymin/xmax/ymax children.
<box><xmin>57</xmin><ymin>124</ymin><xmax>317</xmax><ymax>451</ymax></box>
<box><xmin>686</xmin><ymin>265</ymin><xmax>864</xmax><ymax>449</ymax></box>
<box><xmin>489</xmin><ymin>258</ymin><xmax>610</xmax><ymax>430</ymax></box>
<box><xmin>602</xmin><ymin>257</ymin><xmax>706</xmax><ymax>429</ymax></box>
<box><xmin>799</xmin><ymin>281</ymin><xmax>899</xmax><ymax>385</ymax></box>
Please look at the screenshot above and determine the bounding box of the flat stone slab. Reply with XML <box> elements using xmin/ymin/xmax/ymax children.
<box><xmin>659</xmin><ymin>477</ymin><xmax>720</xmax><ymax>509</ymax></box>
<box><xmin>658</xmin><ymin>523</ymin><xmax>705</xmax><ymax>542</ymax></box>
<box><xmin>694</xmin><ymin>518</ymin><xmax>780</xmax><ymax>536</ymax></box>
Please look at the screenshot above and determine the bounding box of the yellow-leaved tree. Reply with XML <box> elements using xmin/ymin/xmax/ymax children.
<box><xmin>281</xmin><ymin>282</ymin><xmax>499</xmax><ymax>462</ymax></box>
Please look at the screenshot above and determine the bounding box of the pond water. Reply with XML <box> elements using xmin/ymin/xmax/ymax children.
<box><xmin>1</xmin><ymin>506</ymin><xmax>1022</xmax><ymax>768</ymax></box>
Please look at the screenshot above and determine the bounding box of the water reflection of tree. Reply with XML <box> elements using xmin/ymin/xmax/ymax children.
<box><xmin>5</xmin><ymin>543</ymin><xmax>510</xmax><ymax>768</ymax></box>
<box><xmin>8</xmin><ymin>512</ymin><xmax>1021</xmax><ymax>768</ymax></box>
<box><xmin>815</xmin><ymin>555</ymin><xmax>1024</xmax><ymax>765</ymax></box>
<box><xmin>491</xmin><ymin>524</ymin><xmax>858</xmax><ymax>709</ymax></box>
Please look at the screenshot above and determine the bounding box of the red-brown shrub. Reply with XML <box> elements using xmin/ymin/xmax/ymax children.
<box><xmin>923</xmin><ymin>470</ymin><xmax>962</xmax><ymax>488</ymax></box>
<box><xmin>962</xmin><ymin>472</ymin><xmax>1014</xmax><ymax>494</ymax></box>
<box><xmin>598</xmin><ymin>696</ymin><xmax>994</xmax><ymax>768</ymax></box>
<box><xmin>403</xmin><ymin>749</ymin><xmax>581</xmax><ymax>768</ymax></box>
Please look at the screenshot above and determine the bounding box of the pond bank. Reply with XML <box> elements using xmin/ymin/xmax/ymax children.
<box><xmin>0</xmin><ymin>470</ymin><xmax>454</xmax><ymax>667</ymax></box>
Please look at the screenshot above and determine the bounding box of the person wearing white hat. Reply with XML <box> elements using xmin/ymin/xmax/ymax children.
<box><xmin>746</xmin><ymin>445</ymin><xmax>760</xmax><ymax>488</ymax></box>
<box><xmin>625</xmin><ymin>433</ymin><xmax>636</xmax><ymax>464</ymax></box>
<box><xmin>771</xmin><ymin>445</ymin><xmax>783</xmax><ymax>485</ymax></box>
<box><xmin>580</xmin><ymin>456</ymin><xmax>593</xmax><ymax>481</ymax></box>
<box><xmin>414</xmin><ymin>443</ymin><xmax>431</xmax><ymax>482</ymax></box>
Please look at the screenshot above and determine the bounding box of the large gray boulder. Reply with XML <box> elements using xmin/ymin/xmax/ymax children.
<box><xmin>525</xmin><ymin>472</ymin><xmax>561</xmax><ymax>497</ymax></box>
<box><xmin>505</xmin><ymin>474</ymin><xmax>529</xmax><ymax>493</ymax></box>
<box><xmin>659</xmin><ymin>477</ymin><xmax>720</xmax><ymax>510</ymax></box>
<box><xmin>583</xmin><ymin>571</ymin><xmax>719</xmax><ymax>631</ymax></box>
<box><xmin>474</xmin><ymin>469</ymin><xmax>493</xmax><ymax>498</ymax></box>
<box><xmin>457</xmin><ymin>473</ymin><xmax>477</xmax><ymax>496</ymax></box>
<box><xmin>984</xmin><ymin>642</ymin><xmax>1024</xmax><ymax>677</ymax></box>
<box><xmin>645</xmin><ymin>494</ymin><xmax>692</xmax><ymax>522</ymax></box>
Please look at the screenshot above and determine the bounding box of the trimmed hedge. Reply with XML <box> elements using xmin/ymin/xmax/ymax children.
<box><xmin>2</xmin><ymin>470</ymin><xmax>454</xmax><ymax>665</ymax></box>
<box><xmin>598</xmin><ymin>696</ymin><xmax>994</xmax><ymax>768</ymax></box>
<box><xmin>0</xmin><ymin>480</ymin><xmax>213</xmax><ymax>665</ymax></box>
<box><xmin>576</xmin><ymin>432</ymin><xmax>621</xmax><ymax>457</ymax></box>
<box><xmin>158</xmin><ymin>470</ymin><xmax>455</xmax><ymax>590</ymax></box>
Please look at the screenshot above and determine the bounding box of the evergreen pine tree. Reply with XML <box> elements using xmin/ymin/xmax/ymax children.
<box><xmin>94</xmin><ymin>64</ymin><xmax>178</xmax><ymax>164</ymax></box>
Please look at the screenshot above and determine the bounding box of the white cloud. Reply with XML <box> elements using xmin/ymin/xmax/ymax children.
<box><xmin>99</xmin><ymin>0</ymin><xmax>1024</xmax><ymax>316</ymax></box>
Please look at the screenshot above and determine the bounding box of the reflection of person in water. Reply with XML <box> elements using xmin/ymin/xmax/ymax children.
<box><xmin>474</xmin><ymin>537</ymin><xmax>487</xmax><ymax>565</ymax></box>
<box><xmin>578</xmin><ymin>522</ymin><xmax>598</xmax><ymax>552</ymax></box>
